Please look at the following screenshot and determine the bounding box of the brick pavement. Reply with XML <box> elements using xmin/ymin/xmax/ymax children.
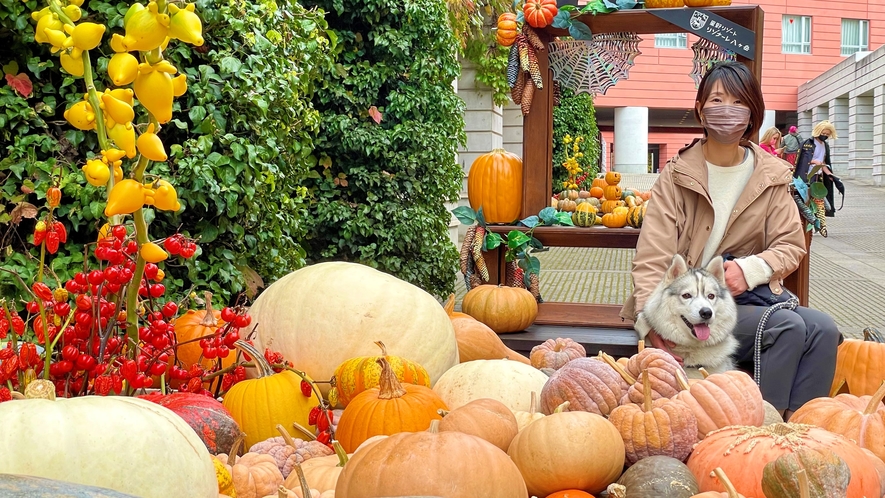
<box><xmin>454</xmin><ymin>177</ymin><xmax>885</xmax><ymax>340</ymax></box>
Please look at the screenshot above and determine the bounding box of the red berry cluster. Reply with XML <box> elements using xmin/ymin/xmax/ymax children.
<box><xmin>308</xmin><ymin>405</ymin><xmax>335</xmax><ymax>446</ymax></box>
<box><xmin>0</xmin><ymin>344</ymin><xmax>42</xmax><ymax>396</ymax></box>
<box><xmin>163</xmin><ymin>233</ymin><xmax>199</xmax><ymax>259</ymax></box>
<box><xmin>194</xmin><ymin>305</ymin><xmax>252</xmax><ymax>362</ymax></box>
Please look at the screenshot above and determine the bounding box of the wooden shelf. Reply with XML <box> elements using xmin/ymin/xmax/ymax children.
<box><xmin>486</xmin><ymin>224</ymin><xmax>640</xmax><ymax>248</ymax></box>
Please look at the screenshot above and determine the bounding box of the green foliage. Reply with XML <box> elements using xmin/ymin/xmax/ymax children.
<box><xmin>301</xmin><ymin>0</ymin><xmax>466</xmax><ymax>298</ymax></box>
<box><xmin>0</xmin><ymin>0</ymin><xmax>336</xmax><ymax>303</ymax></box>
<box><xmin>552</xmin><ymin>88</ymin><xmax>600</xmax><ymax>193</ymax></box>
<box><xmin>464</xmin><ymin>37</ymin><xmax>510</xmax><ymax>107</ymax></box>
<box><xmin>445</xmin><ymin>0</ymin><xmax>511</xmax><ymax>106</ymax></box>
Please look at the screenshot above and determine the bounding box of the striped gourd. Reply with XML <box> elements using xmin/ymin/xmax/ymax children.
<box><xmin>328</xmin><ymin>341</ymin><xmax>431</xmax><ymax>407</ymax></box>
<box><xmin>572</xmin><ymin>203</ymin><xmax>599</xmax><ymax>227</ymax></box>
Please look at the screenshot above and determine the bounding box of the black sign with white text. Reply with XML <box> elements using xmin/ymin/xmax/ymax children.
<box><xmin>648</xmin><ymin>8</ymin><xmax>756</xmax><ymax>59</ymax></box>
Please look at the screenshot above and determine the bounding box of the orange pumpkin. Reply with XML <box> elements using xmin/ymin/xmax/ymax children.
<box><xmin>327</xmin><ymin>341</ymin><xmax>432</xmax><ymax>408</ymax></box>
<box><xmin>790</xmin><ymin>381</ymin><xmax>885</xmax><ymax>463</ymax></box>
<box><xmin>604</xmin><ymin>171</ymin><xmax>621</xmax><ymax>185</ymax></box>
<box><xmin>600</xmin><ymin>199</ymin><xmax>624</xmax><ymax>214</ymax></box>
<box><xmin>335</xmin><ymin>357</ymin><xmax>449</xmax><ymax>453</ymax></box>
<box><xmin>450</xmin><ymin>316</ymin><xmax>531</xmax><ymax>364</ymax></box>
<box><xmin>172</xmin><ymin>291</ymin><xmax>232</xmax><ymax>377</ymax></box>
<box><xmin>461</xmin><ymin>284</ymin><xmax>538</xmax><ymax>333</ymax></box>
<box><xmin>523</xmin><ymin>0</ymin><xmax>558</xmax><ymax>29</ymax></box>
<box><xmin>496</xmin><ymin>13</ymin><xmax>518</xmax><ymax>47</ymax></box>
<box><xmin>603</xmin><ymin>184</ymin><xmax>622</xmax><ymax>200</ymax></box>
<box><xmin>547</xmin><ymin>492</ymin><xmax>595</xmax><ymax>498</ymax></box>
<box><xmin>690</xmin><ymin>468</ymin><xmax>746</xmax><ymax>498</ymax></box>
<box><xmin>831</xmin><ymin>338</ymin><xmax>885</xmax><ymax>395</ymax></box>
<box><xmin>673</xmin><ymin>370</ymin><xmax>763</xmax><ymax>440</ymax></box>
<box><xmin>601</xmin><ymin>211</ymin><xmax>628</xmax><ymax>228</ymax></box>
<box><xmin>686</xmin><ymin>423</ymin><xmax>882</xmax><ymax>498</ymax></box>
<box><xmin>467</xmin><ymin>149</ymin><xmax>523</xmax><ymax>224</ymax></box>
<box><xmin>588</xmin><ymin>186</ymin><xmax>604</xmax><ymax>199</ymax></box>
<box><xmin>590</xmin><ymin>177</ymin><xmax>607</xmax><ymax>190</ymax></box>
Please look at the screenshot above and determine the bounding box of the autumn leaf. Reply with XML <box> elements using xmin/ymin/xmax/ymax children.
<box><xmin>367</xmin><ymin>105</ymin><xmax>382</xmax><ymax>124</ymax></box>
<box><xmin>236</xmin><ymin>265</ymin><xmax>265</xmax><ymax>299</ymax></box>
<box><xmin>5</xmin><ymin>73</ymin><xmax>33</xmax><ymax>98</ymax></box>
<box><xmin>9</xmin><ymin>202</ymin><xmax>38</xmax><ymax>224</ymax></box>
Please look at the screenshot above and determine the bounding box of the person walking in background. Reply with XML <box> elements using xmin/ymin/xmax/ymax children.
<box><xmin>795</xmin><ymin>121</ymin><xmax>838</xmax><ymax>217</ymax></box>
<box><xmin>760</xmin><ymin>126</ymin><xmax>783</xmax><ymax>158</ymax></box>
<box><xmin>782</xmin><ymin>125</ymin><xmax>802</xmax><ymax>166</ymax></box>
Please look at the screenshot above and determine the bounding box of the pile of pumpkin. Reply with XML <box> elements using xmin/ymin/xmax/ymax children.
<box><xmin>3</xmin><ymin>261</ymin><xmax>885</xmax><ymax>498</ymax></box>
<box><xmin>553</xmin><ymin>172</ymin><xmax>649</xmax><ymax>229</ymax></box>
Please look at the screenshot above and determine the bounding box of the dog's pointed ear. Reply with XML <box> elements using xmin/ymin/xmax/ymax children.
<box><xmin>705</xmin><ymin>256</ymin><xmax>726</xmax><ymax>283</ymax></box>
<box><xmin>664</xmin><ymin>254</ymin><xmax>688</xmax><ymax>283</ymax></box>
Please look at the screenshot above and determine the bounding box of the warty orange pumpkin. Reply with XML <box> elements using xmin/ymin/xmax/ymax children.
<box><xmin>467</xmin><ymin>149</ymin><xmax>524</xmax><ymax>224</ymax></box>
<box><xmin>334</xmin><ymin>357</ymin><xmax>448</xmax><ymax>453</ymax></box>
<box><xmin>327</xmin><ymin>340</ymin><xmax>431</xmax><ymax>408</ymax></box>
<box><xmin>222</xmin><ymin>341</ymin><xmax>320</xmax><ymax>449</ymax></box>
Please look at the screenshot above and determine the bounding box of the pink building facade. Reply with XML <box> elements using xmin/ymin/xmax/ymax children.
<box><xmin>594</xmin><ymin>0</ymin><xmax>885</xmax><ymax>173</ymax></box>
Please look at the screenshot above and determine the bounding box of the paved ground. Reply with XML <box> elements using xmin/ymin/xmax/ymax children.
<box><xmin>454</xmin><ymin>176</ymin><xmax>885</xmax><ymax>340</ymax></box>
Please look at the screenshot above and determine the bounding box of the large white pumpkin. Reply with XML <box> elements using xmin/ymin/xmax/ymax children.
<box><xmin>432</xmin><ymin>359</ymin><xmax>549</xmax><ymax>411</ymax></box>
<box><xmin>0</xmin><ymin>395</ymin><xmax>217</xmax><ymax>498</ymax></box>
<box><xmin>248</xmin><ymin>262</ymin><xmax>459</xmax><ymax>394</ymax></box>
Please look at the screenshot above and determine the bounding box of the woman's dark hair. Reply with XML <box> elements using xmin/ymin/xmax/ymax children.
<box><xmin>693</xmin><ymin>61</ymin><xmax>765</xmax><ymax>141</ymax></box>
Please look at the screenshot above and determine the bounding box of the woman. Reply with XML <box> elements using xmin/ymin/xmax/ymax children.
<box><xmin>795</xmin><ymin>121</ymin><xmax>838</xmax><ymax>217</ymax></box>
<box><xmin>620</xmin><ymin>61</ymin><xmax>842</xmax><ymax>420</ymax></box>
<box><xmin>759</xmin><ymin>126</ymin><xmax>783</xmax><ymax>157</ymax></box>
<box><xmin>782</xmin><ymin>125</ymin><xmax>803</xmax><ymax>166</ymax></box>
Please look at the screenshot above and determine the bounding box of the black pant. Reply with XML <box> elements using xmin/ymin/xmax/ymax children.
<box><xmin>732</xmin><ymin>305</ymin><xmax>842</xmax><ymax>411</ymax></box>
<box><xmin>822</xmin><ymin>174</ymin><xmax>836</xmax><ymax>217</ymax></box>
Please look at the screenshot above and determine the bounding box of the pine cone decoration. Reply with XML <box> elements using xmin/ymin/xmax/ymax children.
<box><xmin>522</xmin><ymin>25</ymin><xmax>545</xmax><ymax>51</ymax></box>
<box><xmin>505</xmin><ymin>260</ymin><xmax>524</xmax><ymax>288</ymax></box>
<box><xmin>511</xmin><ymin>69</ymin><xmax>527</xmax><ymax>105</ymax></box>
<box><xmin>460</xmin><ymin>225</ymin><xmax>476</xmax><ymax>276</ymax></box>
<box><xmin>553</xmin><ymin>80</ymin><xmax>561</xmax><ymax>107</ymax></box>
<box><xmin>472</xmin><ymin>226</ymin><xmax>489</xmax><ymax>281</ymax></box>
<box><xmin>521</xmin><ymin>79</ymin><xmax>535</xmax><ymax>116</ymax></box>
<box><xmin>517</xmin><ymin>35</ymin><xmax>530</xmax><ymax>73</ymax></box>
<box><xmin>507</xmin><ymin>43</ymin><xmax>520</xmax><ymax>88</ymax></box>
<box><xmin>528</xmin><ymin>271</ymin><xmax>542</xmax><ymax>302</ymax></box>
<box><xmin>526</xmin><ymin>46</ymin><xmax>543</xmax><ymax>89</ymax></box>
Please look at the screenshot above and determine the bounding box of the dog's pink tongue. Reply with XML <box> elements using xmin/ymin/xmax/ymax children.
<box><xmin>694</xmin><ymin>324</ymin><xmax>711</xmax><ymax>341</ymax></box>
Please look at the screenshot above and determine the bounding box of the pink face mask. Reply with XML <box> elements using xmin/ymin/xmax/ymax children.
<box><xmin>701</xmin><ymin>105</ymin><xmax>751</xmax><ymax>144</ymax></box>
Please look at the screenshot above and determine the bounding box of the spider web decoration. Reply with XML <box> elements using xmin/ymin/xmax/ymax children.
<box><xmin>548</xmin><ymin>33</ymin><xmax>642</xmax><ymax>96</ymax></box>
<box><xmin>690</xmin><ymin>37</ymin><xmax>737</xmax><ymax>88</ymax></box>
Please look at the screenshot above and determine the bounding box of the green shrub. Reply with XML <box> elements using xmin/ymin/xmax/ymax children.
<box><xmin>0</xmin><ymin>0</ymin><xmax>336</xmax><ymax>303</ymax></box>
<box><xmin>299</xmin><ymin>0</ymin><xmax>466</xmax><ymax>298</ymax></box>
<box><xmin>552</xmin><ymin>88</ymin><xmax>600</xmax><ymax>194</ymax></box>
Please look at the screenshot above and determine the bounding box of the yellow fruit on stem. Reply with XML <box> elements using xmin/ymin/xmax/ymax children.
<box><xmin>168</xmin><ymin>3</ymin><xmax>203</xmax><ymax>46</ymax></box>
<box><xmin>101</xmin><ymin>91</ymin><xmax>135</xmax><ymax>126</ymax></box>
<box><xmin>106</xmin><ymin>121</ymin><xmax>136</xmax><ymax>158</ymax></box>
<box><xmin>63</xmin><ymin>22</ymin><xmax>105</xmax><ymax>51</ymax></box>
<box><xmin>60</xmin><ymin>51</ymin><xmax>84</xmax><ymax>77</ymax></box>
<box><xmin>108</xmin><ymin>88</ymin><xmax>134</xmax><ymax>107</ymax></box>
<box><xmin>140</xmin><ymin>242</ymin><xmax>168</xmax><ymax>263</ymax></box>
<box><xmin>107</xmin><ymin>52</ymin><xmax>139</xmax><ymax>86</ymax></box>
<box><xmin>136</xmin><ymin>123</ymin><xmax>167</xmax><ymax>161</ymax></box>
<box><xmin>122</xmin><ymin>1</ymin><xmax>169</xmax><ymax>52</ymax></box>
<box><xmin>64</xmin><ymin>100</ymin><xmax>95</xmax><ymax>130</ymax></box>
<box><xmin>105</xmin><ymin>179</ymin><xmax>146</xmax><ymax>216</ymax></box>
<box><xmin>150</xmin><ymin>180</ymin><xmax>181</xmax><ymax>212</ymax></box>
<box><xmin>110</xmin><ymin>33</ymin><xmax>127</xmax><ymax>53</ymax></box>
<box><xmin>133</xmin><ymin>62</ymin><xmax>176</xmax><ymax>123</ymax></box>
<box><xmin>82</xmin><ymin>159</ymin><xmax>110</xmax><ymax>187</ymax></box>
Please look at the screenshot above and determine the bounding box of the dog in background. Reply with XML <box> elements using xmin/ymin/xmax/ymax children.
<box><xmin>636</xmin><ymin>254</ymin><xmax>738</xmax><ymax>374</ymax></box>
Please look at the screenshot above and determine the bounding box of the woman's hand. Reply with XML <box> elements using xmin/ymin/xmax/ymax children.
<box><xmin>723</xmin><ymin>260</ymin><xmax>749</xmax><ymax>296</ymax></box>
<box><xmin>646</xmin><ymin>329</ymin><xmax>684</xmax><ymax>366</ymax></box>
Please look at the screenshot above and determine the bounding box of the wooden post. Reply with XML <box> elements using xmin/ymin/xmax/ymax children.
<box><xmin>521</xmin><ymin>30</ymin><xmax>555</xmax><ymax>219</ymax></box>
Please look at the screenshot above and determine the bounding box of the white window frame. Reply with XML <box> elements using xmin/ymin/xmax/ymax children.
<box><xmin>654</xmin><ymin>33</ymin><xmax>687</xmax><ymax>49</ymax></box>
<box><xmin>782</xmin><ymin>15</ymin><xmax>812</xmax><ymax>54</ymax></box>
<box><xmin>841</xmin><ymin>19</ymin><xmax>869</xmax><ymax>55</ymax></box>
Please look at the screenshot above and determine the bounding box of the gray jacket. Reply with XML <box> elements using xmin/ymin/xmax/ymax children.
<box><xmin>783</xmin><ymin>132</ymin><xmax>803</xmax><ymax>153</ymax></box>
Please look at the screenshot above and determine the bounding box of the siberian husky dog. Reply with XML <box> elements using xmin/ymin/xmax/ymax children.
<box><xmin>636</xmin><ymin>254</ymin><xmax>739</xmax><ymax>374</ymax></box>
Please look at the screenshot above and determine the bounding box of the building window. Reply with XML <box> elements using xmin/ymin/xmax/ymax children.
<box><xmin>782</xmin><ymin>15</ymin><xmax>811</xmax><ymax>54</ymax></box>
<box><xmin>842</xmin><ymin>19</ymin><xmax>869</xmax><ymax>55</ymax></box>
<box><xmin>655</xmin><ymin>33</ymin><xmax>687</xmax><ymax>49</ymax></box>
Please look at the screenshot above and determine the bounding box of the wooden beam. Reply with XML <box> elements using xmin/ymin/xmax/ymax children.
<box><xmin>544</xmin><ymin>6</ymin><xmax>761</xmax><ymax>36</ymax></box>
<box><xmin>521</xmin><ymin>30</ymin><xmax>555</xmax><ymax>219</ymax></box>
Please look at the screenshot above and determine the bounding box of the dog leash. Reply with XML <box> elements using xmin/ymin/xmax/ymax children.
<box><xmin>753</xmin><ymin>296</ymin><xmax>800</xmax><ymax>387</ymax></box>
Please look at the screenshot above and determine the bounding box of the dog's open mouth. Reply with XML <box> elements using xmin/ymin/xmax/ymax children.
<box><xmin>681</xmin><ymin>316</ymin><xmax>711</xmax><ymax>341</ymax></box>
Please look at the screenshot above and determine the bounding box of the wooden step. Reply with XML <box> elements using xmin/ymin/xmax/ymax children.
<box><xmin>500</xmin><ymin>324</ymin><xmax>640</xmax><ymax>359</ymax></box>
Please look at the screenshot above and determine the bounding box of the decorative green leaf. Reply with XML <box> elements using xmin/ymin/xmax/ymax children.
<box><xmin>476</xmin><ymin>207</ymin><xmax>488</xmax><ymax>228</ymax></box>
<box><xmin>528</xmin><ymin>236</ymin><xmax>544</xmax><ymax>250</ymax></box>
<box><xmin>810</xmin><ymin>181</ymin><xmax>828</xmax><ymax>199</ymax></box>
<box><xmin>452</xmin><ymin>205</ymin><xmax>477</xmax><ymax>225</ymax></box>
<box><xmin>507</xmin><ymin>230</ymin><xmax>531</xmax><ymax>249</ymax></box>
<box><xmin>520</xmin><ymin>215</ymin><xmax>540</xmax><ymax>228</ymax></box>
<box><xmin>555</xmin><ymin>211</ymin><xmax>575</xmax><ymax>225</ymax></box>
<box><xmin>551</xmin><ymin>9</ymin><xmax>572</xmax><ymax>29</ymax></box>
<box><xmin>568</xmin><ymin>20</ymin><xmax>593</xmax><ymax>40</ymax></box>
<box><xmin>485</xmin><ymin>232</ymin><xmax>503</xmax><ymax>250</ymax></box>
<box><xmin>538</xmin><ymin>207</ymin><xmax>558</xmax><ymax>225</ymax></box>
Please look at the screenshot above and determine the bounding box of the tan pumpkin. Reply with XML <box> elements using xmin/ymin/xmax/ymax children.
<box><xmin>604</xmin><ymin>171</ymin><xmax>621</xmax><ymax>185</ymax></box>
<box><xmin>578</xmin><ymin>190</ymin><xmax>592</xmax><ymax>199</ymax></box>
<box><xmin>467</xmin><ymin>149</ymin><xmax>524</xmax><ymax>224</ymax></box>
<box><xmin>461</xmin><ymin>284</ymin><xmax>538</xmax><ymax>333</ymax></box>
<box><xmin>283</xmin><ymin>442</ymin><xmax>349</xmax><ymax>493</ymax></box>
<box><xmin>512</xmin><ymin>391</ymin><xmax>545</xmax><ymax>431</ymax></box>
<box><xmin>608</xmin><ymin>370</ymin><xmax>699</xmax><ymax>465</ymax></box>
<box><xmin>789</xmin><ymin>380</ymin><xmax>885</xmax><ymax>463</ymax></box>
<box><xmin>432</xmin><ymin>359</ymin><xmax>549</xmax><ymax>411</ymax></box>
<box><xmin>530</xmin><ymin>337</ymin><xmax>586</xmax><ymax>370</ymax></box>
<box><xmin>438</xmin><ymin>398</ymin><xmax>518</xmax><ymax>451</ymax></box>
<box><xmin>496</xmin><ymin>13</ymin><xmax>518</xmax><ymax>47</ymax></box>
<box><xmin>215</xmin><ymin>435</ymin><xmax>285</xmax><ymax>498</ymax></box>
<box><xmin>687</xmin><ymin>423</ymin><xmax>882</xmax><ymax>498</ymax></box>
<box><xmin>673</xmin><ymin>370</ymin><xmax>764</xmax><ymax>439</ymax></box>
<box><xmin>560</xmin><ymin>189</ymin><xmax>580</xmax><ymax>201</ymax></box>
<box><xmin>762</xmin><ymin>400</ymin><xmax>784</xmax><ymax>426</ymax></box>
<box><xmin>336</xmin><ymin>420</ymin><xmax>528</xmax><ymax>497</ymax></box>
<box><xmin>539</xmin><ymin>357</ymin><xmax>624</xmax><ymax>417</ymax></box>
<box><xmin>450</xmin><ymin>316</ymin><xmax>531</xmax><ymax>364</ymax></box>
<box><xmin>558</xmin><ymin>198</ymin><xmax>577</xmax><ymax>212</ymax></box>
<box><xmin>335</xmin><ymin>357</ymin><xmax>448</xmax><ymax>453</ymax></box>
<box><xmin>508</xmin><ymin>409</ymin><xmax>625</xmax><ymax>496</ymax></box>
<box><xmin>761</xmin><ymin>448</ymin><xmax>850</xmax><ymax>498</ymax></box>
<box><xmin>622</xmin><ymin>347</ymin><xmax>685</xmax><ymax>403</ymax></box>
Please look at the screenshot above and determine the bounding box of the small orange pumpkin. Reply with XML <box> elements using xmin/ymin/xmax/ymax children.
<box><xmin>172</xmin><ymin>291</ymin><xmax>232</xmax><ymax>375</ymax></box>
<box><xmin>605</xmin><ymin>171</ymin><xmax>621</xmax><ymax>185</ymax></box>
<box><xmin>590</xmin><ymin>177</ymin><xmax>607</xmax><ymax>190</ymax></box>
<box><xmin>602</xmin><ymin>211</ymin><xmax>628</xmax><ymax>228</ymax></box>
<box><xmin>523</xmin><ymin>0</ymin><xmax>558</xmax><ymax>29</ymax></box>
<box><xmin>327</xmin><ymin>341</ymin><xmax>432</xmax><ymax>407</ymax></box>
<box><xmin>546</xmin><ymin>492</ymin><xmax>595</xmax><ymax>498</ymax></box>
<box><xmin>461</xmin><ymin>284</ymin><xmax>538</xmax><ymax>333</ymax></box>
<box><xmin>467</xmin><ymin>149</ymin><xmax>524</xmax><ymax>224</ymax></box>
<box><xmin>603</xmin><ymin>184</ymin><xmax>623</xmax><ymax>200</ymax></box>
<box><xmin>496</xmin><ymin>13</ymin><xmax>518</xmax><ymax>47</ymax></box>
<box><xmin>589</xmin><ymin>186</ymin><xmax>604</xmax><ymax>199</ymax></box>
<box><xmin>600</xmin><ymin>199</ymin><xmax>624</xmax><ymax>214</ymax></box>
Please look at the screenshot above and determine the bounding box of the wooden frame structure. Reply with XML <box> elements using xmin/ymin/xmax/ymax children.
<box><xmin>482</xmin><ymin>6</ymin><xmax>811</xmax><ymax>333</ymax></box>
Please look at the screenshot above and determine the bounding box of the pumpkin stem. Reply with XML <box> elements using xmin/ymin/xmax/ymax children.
<box><xmin>863</xmin><ymin>380</ymin><xmax>885</xmax><ymax>415</ymax></box>
<box><xmin>797</xmin><ymin>469</ymin><xmax>810</xmax><ymax>498</ymax></box>
<box><xmin>291</xmin><ymin>421</ymin><xmax>317</xmax><ymax>442</ymax></box>
<box><xmin>641</xmin><ymin>370</ymin><xmax>652</xmax><ymax>412</ymax></box>
<box><xmin>373</xmin><ymin>340</ymin><xmax>388</xmax><ymax>357</ymax></box>
<box><xmin>698</xmin><ymin>367</ymin><xmax>710</xmax><ymax>378</ymax></box>
<box><xmin>443</xmin><ymin>294</ymin><xmax>456</xmax><ymax>316</ymax></box>
<box><xmin>376</xmin><ymin>357</ymin><xmax>406</xmax><ymax>400</ymax></box>
<box><xmin>277</xmin><ymin>485</ymin><xmax>289</xmax><ymax>498</ymax></box>
<box><xmin>598</xmin><ymin>351</ymin><xmax>636</xmax><ymax>385</ymax></box>
<box><xmin>276</xmin><ymin>424</ymin><xmax>300</xmax><ymax>448</ymax></box>
<box><xmin>637</xmin><ymin>339</ymin><xmax>645</xmax><ymax>352</ymax></box>
<box><xmin>228</xmin><ymin>433</ymin><xmax>244</xmax><ymax>465</ymax></box>
<box><xmin>712</xmin><ymin>467</ymin><xmax>739</xmax><ymax>498</ymax></box>
<box><xmin>199</xmin><ymin>291</ymin><xmax>219</xmax><ymax>327</ymax></box>
<box><xmin>233</xmin><ymin>340</ymin><xmax>275</xmax><ymax>378</ymax></box>
<box><xmin>437</xmin><ymin>409</ymin><xmax>449</xmax><ymax>417</ymax></box>
<box><xmin>553</xmin><ymin>401</ymin><xmax>570</xmax><ymax>413</ymax></box>
<box><xmin>331</xmin><ymin>440</ymin><xmax>349</xmax><ymax>467</ymax></box>
<box><xmin>292</xmin><ymin>461</ymin><xmax>311</xmax><ymax>498</ymax></box>
<box><xmin>428</xmin><ymin>419</ymin><xmax>440</xmax><ymax>433</ymax></box>
<box><xmin>529</xmin><ymin>391</ymin><xmax>538</xmax><ymax>414</ymax></box>
<box><xmin>675</xmin><ymin>368</ymin><xmax>691</xmax><ymax>392</ymax></box>
<box><xmin>605</xmin><ymin>484</ymin><xmax>627</xmax><ymax>498</ymax></box>
<box><xmin>23</xmin><ymin>379</ymin><xmax>55</xmax><ymax>400</ymax></box>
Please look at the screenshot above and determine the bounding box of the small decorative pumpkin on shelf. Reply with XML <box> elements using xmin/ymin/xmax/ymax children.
<box><xmin>496</xmin><ymin>13</ymin><xmax>518</xmax><ymax>47</ymax></box>
<box><xmin>558</xmin><ymin>198</ymin><xmax>578</xmax><ymax>212</ymax></box>
<box><xmin>608</xmin><ymin>370</ymin><xmax>699</xmax><ymax>465</ymax></box>
<box><xmin>602</xmin><ymin>206</ymin><xmax>629</xmax><ymax>228</ymax></box>
<box><xmin>531</xmin><ymin>337</ymin><xmax>586</xmax><ymax>371</ymax></box>
<box><xmin>572</xmin><ymin>202</ymin><xmax>600</xmax><ymax>227</ymax></box>
<box><xmin>461</xmin><ymin>284</ymin><xmax>538</xmax><ymax>333</ymax></box>
<box><xmin>335</xmin><ymin>357</ymin><xmax>449</xmax><ymax>453</ymax></box>
<box><xmin>467</xmin><ymin>149</ymin><xmax>524</xmax><ymax>224</ymax></box>
<box><xmin>523</xmin><ymin>0</ymin><xmax>558</xmax><ymax>29</ymax></box>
